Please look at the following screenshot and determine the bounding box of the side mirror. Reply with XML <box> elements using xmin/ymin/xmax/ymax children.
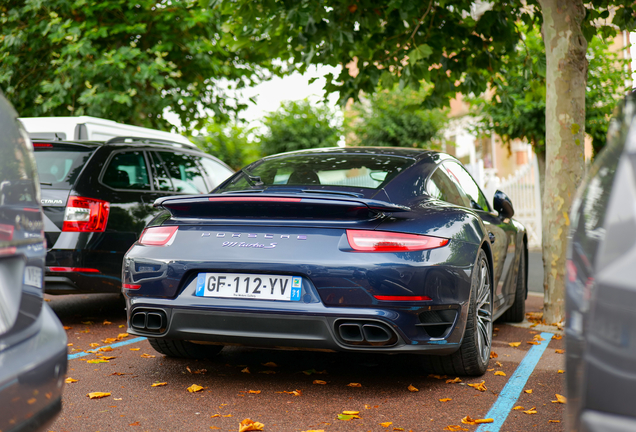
<box><xmin>493</xmin><ymin>190</ymin><xmax>514</xmax><ymax>219</ymax></box>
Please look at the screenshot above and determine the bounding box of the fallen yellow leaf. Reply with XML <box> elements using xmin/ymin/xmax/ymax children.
<box><xmin>262</xmin><ymin>362</ymin><xmax>278</xmax><ymax>367</ymax></box>
<box><xmin>117</xmin><ymin>333</ymin><xmax>129</xmax><ymax>340</ymax></box>
<box><xmin>467</xmin><ymin>381</ymin><xmax>487</xmax><ymax>392</ymax></box>
<box><xmin>444</xmin><ymin>426</ymin><xmax>468</xmax><ymax>431</ymax></box>
<box><xmin>99</xmin><ymin>346</ymin><xmax>113</xmax><ymax>352</ymax></box>
<box><xmin>63</xmin><ymin>326</ymin><xmax>72</xmax><ymax>330</ymax></box>
<box><xmin>552</xmin><ymin>394</ymin><xmax>567</xmax><ymax>404</ymax></box>
<box><xmin>490</xmin><ymin>351</ymin><xmax>498</xmax><ymax>358</ymax></box>
<box><xmin>380</xmin><ymin>422</ymin><xmax>392</xmax><ymax>427</ymax></box>
<box><xmin>89</xmin><ymin>343</ymin><xmax>100</xmax><ymax>348</ymax></box>
<box><xmin>151</xmin><ymin>382</ymin><xmax>167</xmax><ymax>387</ymax></box>
<box><xmin>428</xmin><ymin>374</ymin><xmax>448</xmax><ymax>380</ymax></box>
<box><xmin>408</xmin><ymin>384</ymin><xmax>419</xmax><ymax>392</ymax></box>
<box><xmin>533</xmin><ymin>334</ymin><xmax>545</xmax><ymax>341</ymax></box>
<box><xmin>494</xmin><ymin>371</ymin><xmax>506</xmax><ymax>376</ymax></box>
<box><xmin>140</xmin><ymin>353</ymin><xmax>155</xmax><ymax>358</ymax></box>
<box><xmin>241</xmin><ymin>367</ymin><xmax>250</xmax><ymax>374</ymax></box>
<box><xmin>223</xmin><ymin>414</ymin><xmax>232</xmax><ymax>417</ymax></box>
<box><xmin>65</xmin><ymin>377</ymin><xmax>78</xmax><ymax>383</ymax></box>
<box><xmin>187</xmin><ymin>384</ymin><xmax>204</xmax><ymax>393</ymax></box>
<box><xmin>496</xmin><ymin>361</ymin><xmax>503</xmax><ymax>367</ymax></box>
<box><xmin>558</xmin><ymin>369</ymin><xmax>565</xmax><ymax>374</ymax></box>
<box><xmin>100</xmin><ymin>356</ymin><xmax>117</xmax><ymax>360</ymax></box>
<box><xmin>248</xmin><ymin>390</ymin><xmax>260</xmax><ymax>394</ymax></box>
<box><xmin>523</xmin><ymin>407</ymin><xmax>537</xmax><ymax>414</ymax></box>
<box><xmin>513</xmin><ymin>406</ymin><xmax>524</xmax><ymax>410</ymax></box>
<box><xmin>211</xmin><ymin>414</ymin><xmax>220</xmax><ymax>418</ymax></box>
<box><xmin>238</xmin><ymin>418</ymin><xmax>264</xmax><ymax>432</ymax></box>
<box><xmin>103</xmin><ymin>338</ymin><xmax>117</xmax><ymax>344</ymax></box>
<box><xmin>553</xmin><ymin>334</ymin><xmax>563</xmax><ymax>340</ymax></box>
<box><xmin>343</xmin><ymin>411</ymin><xmax>359</xmax><ymax>415</ymax></box>
<box><xmin>555</xmin><ymin>349</ymin><xmax>565</xmax><ymax>354</ymax></box>
<box><xmin>67</xmin><ymin>343</ymin><xmax>73</xmax><ymax>346</ymax></box>
<box><xmin>524</xmin><ymin>389</ymin><xmax>533</xmax><ymax>394</ymax></box>
<box><xmin>210</xmin><ymin>427</ymin><xmax>221</xmax><ymax>430</ymax></box>
<box><xmin>347</xmin><ymin>383</ymin><xmax>362</xmax><ymax>387</ymax></box>
<box><xmin>129</xmin><ymin>421</ymin><xmax>140</xmax><ymax>426</ymax></box>
<box><xmin>446</xmin><ymin>377</ymin><xmax>462</xmax><ymax>384</ymax></box>
<box><xmin>475</xmin><ymin>419</ymin><xmax>494</xmax><ymax>424</ymax></box>
<box><xmin>549</xmin><ymin>420</ymin><xmax>561</xmax><ymax>423</ymax></box>
<box><xmin>313</xmin><ymin>380</ymin><xmax>327</xmax><ymax>385</ymax></box>
<box><xmin>461</xmin><ymin>416</ymin><xmax>475</xmax><ymax>425</ymax></box>
<box><xmin>130</xmin><ymin>348</ymin><xmax>140</xmax><ymax>351</ymax></box>
<box><xmin>337</xmin><ymin>414</ymin><xmax>360</xmax><ymax>421</ymax></box>
<box><xmin>439</xmin><ymin>398</ymin><xmax>452</xmax><ymax>402</ymax></box>
<box><xmin>509</xmin><ymin>342</ymin><xmax>521</xmax><ymax>347</ymax></box>
<box><xmin>87</xmin><ymin>392</ymin><xmax>111</xmax><ymax>399</ymax></box>
<box><xmin>103</xmin><ymin>320</ymin><xmax>112</xmax><ymax>325</ymax></box>
<box><xmin>87</xmin><ymin>359</ymin><xmax>109</xmax><ymax>364</ymax></box>
<box><xmin>393</xmin><ymin>428</ymin><xmax>404</xmax><ymax>431</ymax></box>
<box><xmin>527</xmin><ymin>341</ymin><xmax>540</xmax><ymax>345</ymax></box>
<box><xmin>27</xmin><ymin>398</ymin><xmax>36</xmax><ymax>404</ymax></box>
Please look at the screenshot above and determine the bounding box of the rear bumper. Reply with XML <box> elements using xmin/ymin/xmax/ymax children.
<box><xmin>45</xmin><ymin>247</ymin><xmax>123</xmax><ymax>294</ymax></box>
<box><xmin>0</xmin><ymin>304</ymin><xmax>67</xmax><ymax>432</ymax></box>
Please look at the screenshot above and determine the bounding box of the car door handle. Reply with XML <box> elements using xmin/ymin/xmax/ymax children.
<box><xmin>488</xmin><ymin>232</ymin><xmax>496</xmax><ymax>244</ymax></box>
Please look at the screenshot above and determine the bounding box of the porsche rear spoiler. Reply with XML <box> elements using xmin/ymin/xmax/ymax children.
<box><xmin>154</xmin><ymin>193</ymin><xmax>410</xmax><ymax>220</ymax></box>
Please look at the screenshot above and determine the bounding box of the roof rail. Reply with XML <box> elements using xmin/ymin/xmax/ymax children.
<box><xmin>105</xmin><ymin>136</ymin><xmax>199</xmax><ymax>150</ymax></box>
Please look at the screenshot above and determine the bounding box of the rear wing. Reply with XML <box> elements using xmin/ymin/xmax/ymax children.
<box><xmin>153</xmin><ymin>193</ymin><xmax>410</xmax><ymax>220</ymax></box>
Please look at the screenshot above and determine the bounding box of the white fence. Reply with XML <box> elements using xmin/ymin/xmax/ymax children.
<box><xmin>483</xmin><ymin>155</ymin><xmax>543</xmax><ymax>249</ymax></box>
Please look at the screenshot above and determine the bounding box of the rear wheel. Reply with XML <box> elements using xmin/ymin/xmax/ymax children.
<box><xmin>423</xmin><ymin>249</ymin><xmax>492</xmax><ymax>376</ymax></box>
<box><xmin>148</xmin><ymin>338</ymin><xmax>224</xmax><ymax>359</ymax></box>
<box><xmin>499</xmin><ymin>250</ymin><xmax>526</xmax><ymax>323</ymax></box>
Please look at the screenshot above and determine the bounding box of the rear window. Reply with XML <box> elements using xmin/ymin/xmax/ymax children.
<box><xmin>219</xmin><ymin>153</ymin><xmax>414</xmax><ymax>192</ymax></box>
<box><xmin>33</xmin><ymin>144</ymin><xmax>94</xmax><ymax>188</ymax></box>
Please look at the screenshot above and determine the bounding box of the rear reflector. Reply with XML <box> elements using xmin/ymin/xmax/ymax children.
<box><xmin>346</xmin><ymin>230</ymin><xmax>449</xmax><ymax>252</ymax></box>
<box><xmin>48</xmin><ymin>267</ymin><xmax>100</xmax><ymax>273</ymax></box>
<box><xmin>0</xmin><ymin>223</ymin><xmax>14</xmax><ymax>241</ymax></box>
<box><xmin>123</xmin><ymin>283</ymin><xmax>141</xmax><ymax>290</ymax></box>
<box><xmin>374</xmin><ymin>295</ymin><xmax>432</xmax><ymax>301</ymax></box>
<box><xmin>62</xmin><ymin>196</ymin><xmax>110</xmax><ymax>232</ymax></box>
<box><xmin>33</xmin><ymin>143</ymin><xmax>53</xmax><ymax>148</ymax></box>
<box><xmin>139</xmin><ymin>226</ymin><xmax>178</xmax><ymax>246</ymax></box>
<box><xmin>209</xmin><ymin>197</ymin><xmax>302</xmax><ymax>203</ymax></box>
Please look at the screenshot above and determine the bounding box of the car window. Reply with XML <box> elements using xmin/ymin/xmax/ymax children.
<box><xmin>444</xmin><ymin>161</ymin><xmax>490</xmax><ymax>211</ymax></box>
<box><xmin>102</xmin><ymin>151</ymin><xmax>151</xmax><ymax>190</ymax></box>
<box><xmin>156</xmin><ymin>151</ymin><xmax>207</xmax><ymax>194</ymax></box>
<box><xmin>198</xmin><ymin>157</ymin><xmax>233</xmax><ymax>190</ymax></box>
<box><xmin>426</xmin><ymin>166</ymin><xmax>471</xmax><ymax>207</ymax></box>
<box><xmin>149</xmin><ymin>152</ymin><xmax>174</xmax><ymax>192</ymax></box>
<box><xmin>33</xmin><ymin>144</ymin><xmax>93</xmax><ymax>189</ymax></box>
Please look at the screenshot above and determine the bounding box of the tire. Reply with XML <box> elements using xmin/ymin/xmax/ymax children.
<box><xmin>423</xmin><ymin>249</ymin><xmax>492</xmax><ymax>376</ymax></box>
<box><xmin>148</xmin><ymin>338</ymin><xmax>224</xmax><ymax>359</ymax></box>
<box><xmin>499</xmin><ymin>250</ymin><xmax>526</xmax><ymax>323</ymax></box>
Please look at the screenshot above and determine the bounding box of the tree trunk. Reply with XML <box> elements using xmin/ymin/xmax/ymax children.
<box><xmin>538</xmin><ymin>0</ymin><xmax>587</xmax><ymax>324</ymax></box>
<box><xmin>535</xmin><ymin>147</ymin><xmax>546</xmax><ymax>199</ymax></box>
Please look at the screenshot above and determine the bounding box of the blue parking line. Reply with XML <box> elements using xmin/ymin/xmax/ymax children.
<box><xmin>67</xmin><ymin>337</ymin><xmax>147</xmax><ymax>360</ymax></box>
<box><xmin>476</xmin><ymin>332</ymin><xmax>554</xmax><ymax>432</ymax></box>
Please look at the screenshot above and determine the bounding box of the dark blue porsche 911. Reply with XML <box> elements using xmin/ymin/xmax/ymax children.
<box><xmin>123</xmin><ymin>147</ymin><xmax>527</xmax><ymax>376</ymax></box>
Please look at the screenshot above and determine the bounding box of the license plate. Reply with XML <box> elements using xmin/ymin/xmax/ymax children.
<box><xmin>24</xmin><ymin>266</ymin><xmax>43</xmax><ymax>289</ymax></box>
<box><xmin>195</xmin><ymin>273</ymin><xmax>302</xmax><ymax>301</ymax></box>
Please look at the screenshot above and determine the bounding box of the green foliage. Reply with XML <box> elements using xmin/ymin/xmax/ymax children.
<box><xmin>257</xmin><ymin>100</ymin><xmax>342</xmax><ymax>156</ymax></box>
<box><xmin>213</xmin><ymin>0</ymin><xmax>635</xmax><ymax>110</ymax></box>
<box><xmin>0</xmin><ymin>0</ymin><xmax>275</xmax><ymax>130</ymax></box>
<box><xmin>349</xmin><ymin>86</ymin><xmax>447</xmax><ymax>148</ymax></box>
<box><xmin>472</xmin><ymin>27</ymin><xmax>629</xmax><ymax>157</ymax></box>
<box><xmin>192</xmin><ymin>121</ymin><xmax>259</xmax><ymax>170</ymax></box>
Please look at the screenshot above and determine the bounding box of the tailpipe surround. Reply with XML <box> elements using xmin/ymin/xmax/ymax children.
<box><xmin>130</xmin><ymin>309</ymin><xmax>168</xmax><ymax>333</ymax></box>
<box><xmin>335</xmin><ymin>320</ymin><xmax>398</xmax><ymax>347</ymax></box>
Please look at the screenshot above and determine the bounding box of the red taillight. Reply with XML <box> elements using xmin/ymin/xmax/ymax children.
<box><xmin>374</xmin><ymin>295</ymin><xmax>432</xmax><ymax>301</ymax></box>
<box><xmin>48</xmin><ymin>267</ymin><xmax>100</xmax><ymax>273</ymax></box>
<box><xmin>346</xmin><ymin>230</ymin><xmax>449</xmax><ymax>252</ymax></box>
<box><xmin>209</xmin><ymin>197</ymin><xmax>302</xmax><ymax>203</ymax></box>
<box><xmin>62</xmin><ymin>196</ymin><xmax>110</xmax><ymax>232</ymax></box>
<box><xmin>139</xmin><ymin>226</ymin><xmax>178</xmax><ymax>246</ymax></box>
<box><xmin>123</xmin><ymin>283</ymin><xmax>141</xmax><ymax>290</ymax></box>
<box><xmin>0</xmin><ymin>223</ymin><xmax>14</xmax><ymax>241</ymax></box>
<box><xmin>33</xmin><ymin>143</ymin><xmax>53</xmax><ymax>148</ymax></box>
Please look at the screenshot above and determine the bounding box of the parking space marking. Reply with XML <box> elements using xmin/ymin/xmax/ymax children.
<box><xmin>67</xmin><ymin>337</ymin><xmax>147</xmax><ymax>360</ymax></box>
<box><xmin>476</xmin><ymin>331</ymin><xmax>554</xmax><ymax>432</ymax></box>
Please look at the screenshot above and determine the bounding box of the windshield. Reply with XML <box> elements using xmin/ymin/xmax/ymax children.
<box><xmin>34</xmin><ymin>145</ymin><xmax>94</xmax><ymax>188</ymax></box>
<box><xmin>218</xmin><ymin>153</ymin><xmax>414</xmax><ymax>192</ymax></box>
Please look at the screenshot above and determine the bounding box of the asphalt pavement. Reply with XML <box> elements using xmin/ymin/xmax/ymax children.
<box><xmin>45</xmin><ymin>290</ymin><xmax>565</xmax><ymax>432</ymax></box>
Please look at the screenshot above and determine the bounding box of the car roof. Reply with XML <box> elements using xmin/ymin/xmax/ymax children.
<box><xmin>30</xmin><ymin>135</ymin><xmax>201</xmax><ymax>151</ymax></box>
<box><xmin>260</xmin><ymin>146</ymin><xmax>437</xmax><ymax>161</ymax></box>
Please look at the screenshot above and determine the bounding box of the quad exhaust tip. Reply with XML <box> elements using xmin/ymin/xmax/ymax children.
<box><xmin>131</xmin><ymin>309</ymin><xmax>167</xmax><ymax>333</ymax></box>
<box><xmin>336</xmin><ymin>320</ymin><xmax>398</xmax><ymax>346</ymax></box>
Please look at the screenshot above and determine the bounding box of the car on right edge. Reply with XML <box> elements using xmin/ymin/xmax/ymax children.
<box><xmin>566</xmin><ymin>91</ymin><xmax>636</xmax><ymax>431</ymax></box>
